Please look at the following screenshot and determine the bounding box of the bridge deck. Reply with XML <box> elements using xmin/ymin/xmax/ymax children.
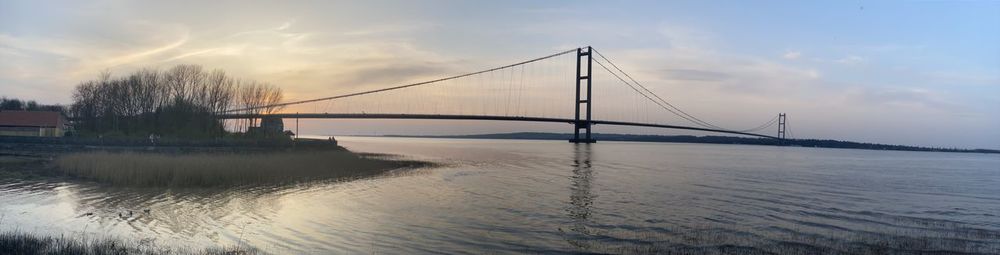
<box><xmin>217</xmin><ymin>113</ymin><xmax>778</xmax><ymax>139</ymax></box>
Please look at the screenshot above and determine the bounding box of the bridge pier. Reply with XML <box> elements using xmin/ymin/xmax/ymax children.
<box><xmin>778</xmin><ymin>113</ymin><xmax>786</xmax><ymax>139</ymax></box>
<box><xmin>570</xmin><ymin>46</ymin><xmax>596</xmax><ymax>144</ymax></box>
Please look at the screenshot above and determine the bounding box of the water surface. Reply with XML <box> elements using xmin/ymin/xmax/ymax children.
<box><xmin>2</xmin><ymin>137</ymin><xmax>999</xmax><ymax>253</ymax></box>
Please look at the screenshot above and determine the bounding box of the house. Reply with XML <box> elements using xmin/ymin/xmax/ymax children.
<box><xmin>247</xmin><ymin>116</ymin><xmax>286</xmax><ymax>138</ymax></box>
<box><xmin>0</xmin><ymin>111</ymin><xmax>70</xmax><ymax>137</ymax></box>
<box><xmin>260</xmin><ymin>116</ymin><xmax>284</xmax><ymax>134</ymax></box>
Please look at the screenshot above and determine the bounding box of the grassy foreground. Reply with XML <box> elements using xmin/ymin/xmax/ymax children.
<box><xmin>4</xmin><ymin>227</ymin><xmax>996</xmax><ymax>255</ymax></box>
<box><xmin>0</xmin><ymin>231</ymin><xmax>261</xmax><ymax>255</ymax></box>
<box><xmin>54</xmin><ymin>150</ymin><xmax>430</xmax><ymax>187</ymax></box>
<box><xmin>0</xmin><ymin>156</ymin><xmax>57</xmax><ymax>180</ymax></box>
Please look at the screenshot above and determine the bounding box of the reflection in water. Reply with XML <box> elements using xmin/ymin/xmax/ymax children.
<box><xmin>566</xmin><ymin>144</ymin><xmax>595</xmax><ymax>249</ymax></box>
<box><xmin>0</xmin><ymin>180</ymin><xmax>303</xmax><ymax>248</ymax></box>
<box><xmin>3</xmin><ymin>137</ymin><xmax>1000</xmax><ymax>253</ymax></box>
<box><xmin>69</xmin><ymin>184</ymin><xmax>290</xmax><ymax>236</ymax></box>
<box><xmin>0</xmin><ymin>169</ymin><xmax>430</xmax><ymax>251</ymax></box>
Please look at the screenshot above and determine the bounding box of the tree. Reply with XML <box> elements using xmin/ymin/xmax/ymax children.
<box><xmin>0</xmin><ymin>97</ymin><xmax>24</xmax><ymax>110</ymax></box>
<box><xmin>69</xmin><ymin>64</ymin><xmax>282</xmax><ymax>138</ymax></box>
<box><xmin>0</xmin><ymin>97</ymin><xmax>64</xmax><ymax>112</ymax></box>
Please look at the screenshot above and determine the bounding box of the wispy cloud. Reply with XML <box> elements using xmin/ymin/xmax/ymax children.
<box><xmin>846</xmin><ymin>87</ymin><xmax>961</xmax><ymax>112</ymax></box>
<box><xmin>276</xmin><ymin>20</ymin><xmax>294</xmax><ymax>31</ymax></box>
<box><xmin>836</xmin><ymin>55</ymin><xmax>866</xmax><ymax>65</ymax></box>
<box><xmin>340</xmin><ymin>22</ymin><xmax>434</xmax><ymax>37</ymax></box>
<box><xmin>925</xmin><ymin>70</ymin><xmax>1000</xmax><ymax>86</ymax></box>
<box><xmin>783</xmin><ymin>51</ymin><xmax>801</xmax><ymax>60</ymax></box>
<box><xmin>160</xmin><ymin>46</ymin><xmax>244</xmax><ymax>62</ymax></box>
<box><xmin>100</xmin><ymin>33</ymin><xmax>188</xmax><ymax>68</ymax></box>
<box><xmin>660</xmin><ymin>69</ymin><xmax>731</xmax><ymax>82</ymax></box>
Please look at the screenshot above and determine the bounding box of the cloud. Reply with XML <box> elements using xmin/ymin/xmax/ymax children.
<box><xmin>276</xmin><ymin>20</ymin><xmax>294</xmax><ymax>31</ymax></box>
<box><xmin>161</xmin><ymin>46</ymin><xmax>245</xmax><ymax>62</ymax></box>
<box><xmin>836</xmin><ymin>55</ymin><xmax>866</xmax><ymax>65</ymax></box>
<box><xmin>340</xmin><ymin>22</ymin><xmax>434</xmax><ymax>37</ymax></box>
<box><xmin>925</xmin><ymin>70</ymin><xmax>1000</xmax><ymax>86</ymax></box>
<box><xmin>340</xmin><ymin>62</ymin><xmax>450</xmax><ymax>86</ymax></box>
<box><xmin>846</xmin><ymin>87</ymin><xmax>960</xmax><ymax>112</ymax></box>
<box><xmin>100</xmin><ymin>33</ymin><xmax>188</xmax><ymax>68</ymax></box>
<box><xmin>658</xmin><ymin>25</ymin><xmax>715</xmax><ymax>49</ymax></box>
<box><xmin>858</xmin><ymin>43</ymin><xmax>927</xmax><ymax>53</ymax></box>
<box><xmin>0</xmin><ymin>20</ymin><xmax>191</xmax><ymax>81</ymax></box>
<box><xmin>614</xmin><ymin>46</ymin><xmax>821</xmax><ymax>97</ymax></box>
<box><xmin>782</xmin><ymin>51</ymin><xmax>801</xmax><ymax>60</ymax></box>
<box><xmin>229</xmin><ymin>20</ymin><xmax>306</xmax><ymax>40</ymax></box>
<box><xmin>0</xmin><ymin>12</ymin><xmax>461</xmax><ymax>105</ymax></box>
<box><xmin>156</xmin><ymin>26</ymin><xmax>462</xmax><ymax>99</ymax></box>
<box><xmin>588</xmin><ymin>42</ymin><xmax>829</xmax><ymax>133</ymax></box>
<box><xmin>0</xmin><ymin>21</ymin><xmax>184</xmax><ymax>102</ymax></box>
<box><xmin>660</xmin><ymin>69</ymin><xmax>730</xmax><ymax>82</ymax></box>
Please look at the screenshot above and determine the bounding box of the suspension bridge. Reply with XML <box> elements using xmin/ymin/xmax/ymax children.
<box><xmin>219</xmin><ymin>46</ymin><xmax>794</xmax><ymax>143</ymax></box>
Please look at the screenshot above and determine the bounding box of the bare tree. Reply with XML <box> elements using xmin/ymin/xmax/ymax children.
<box><xmin>70</xmin><ymin>64</ymin><xmax>283</xmax><ymax>137</ymax></box>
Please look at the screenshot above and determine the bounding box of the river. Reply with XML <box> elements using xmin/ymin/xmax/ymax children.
<box><xmin>2</xmin><ymin>136</ymin><xmax>999</xmax><ymax>254</ymax></box>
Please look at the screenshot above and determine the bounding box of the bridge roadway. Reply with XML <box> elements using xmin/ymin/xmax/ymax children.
<box><xmin>217</xmin><ymin>113</ymin><xmax>779</xmax><ymax>139</ymax></box>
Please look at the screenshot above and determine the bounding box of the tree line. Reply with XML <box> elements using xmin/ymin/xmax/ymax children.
<box><xmin>0</xmin><ymin>97</ymin><xmax>64</xmax><ymax>112</ymax></box>
<box><xmin>70</xmin><ymin>64</ymin><xmax>284</xmax><ymax>138</ymax></box>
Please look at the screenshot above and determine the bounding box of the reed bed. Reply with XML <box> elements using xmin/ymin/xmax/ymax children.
<box><xmin>0</xmin><ymin>156</ymin><xmax>57</xmax><ymax>180</ymax></box>
<box><xmin>4</xmin><ymin>226</ymin><xmax>996</xmax><ymax>255</ymax></box>
<box><xmin>0</xmin><ymin>231</ymin><xmax>260</xmax><ymax>255</ymax></box>
<box><xmin>54</xmin><ymin>150</ymin><xmax>429</xmax><ymax>187</ymax></box>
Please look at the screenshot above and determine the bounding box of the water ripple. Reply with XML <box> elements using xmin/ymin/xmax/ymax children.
<box><xmin>1</xmin><ymin>137</ymin><xmax>998</xmax><ymax>254</ymax></box>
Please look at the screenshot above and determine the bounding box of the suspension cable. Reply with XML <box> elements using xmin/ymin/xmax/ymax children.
<box><xmin>223</xmin><ymin>48</ymin><xmax>578</xmax><ymax>113</ymax></box>
<box><xmin>592</xmin><ymin>58</ymin><xmax>705</xmax><ymax>127</ymax></box>
<box><xmin>593</xmin><ymin>48</ymin><xmax>779</xmax><ymax>133</ymax></box>
<box><xmin>738</xmin><ymin>115</ymin><xmax>780</xmax><ymax>133</ymax></box>
<box><xmin>592</xmin><ymin>49</ymin><xmax>727</xmax><ymax>130</ymax></box>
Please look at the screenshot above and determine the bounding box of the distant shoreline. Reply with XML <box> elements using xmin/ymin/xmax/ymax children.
<box><xmin>356</xmin><ymin>132</ymin><xmax>999</xmax><ymax>154</ymax></box>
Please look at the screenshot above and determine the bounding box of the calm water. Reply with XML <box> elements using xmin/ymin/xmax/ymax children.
<box><xmin>2</xmin><ymin>137</ymin><xmax>999</xmax><ymax>254</ymax></box>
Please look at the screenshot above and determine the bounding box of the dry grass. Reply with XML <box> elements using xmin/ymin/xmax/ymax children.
<box><xmin>54</xmin><ymin>150</ymin><xmax>430</xmax><ymax>187</ymax></box>
<box><xmin>0</xmin><ymin>231</ymin><xmax>261</xmax><ymax>255</ymax></box>
<box><xmin>0</xmin><ymin>156</ymin><xmax>47</xmax><ymax>169</ymax></box>
<box><xmin>5</xmin><ymin>227</ymin><xmax>996</xmax><ymax>255</ymax></box>
<box><xmin>0</xmin><ymin>156</ymin><xmax>59</xmax><ymax>180</ymax></box>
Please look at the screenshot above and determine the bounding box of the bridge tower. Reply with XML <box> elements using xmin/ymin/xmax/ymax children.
<box><xmin>777</xmin><ymin>113</ymin><xmax>787</xmax><ymax>140</ymax></box>
<box><xmin>570</xmin><ymin>47</ymin><xmax>596</xmax><ymax>143</ymax></box>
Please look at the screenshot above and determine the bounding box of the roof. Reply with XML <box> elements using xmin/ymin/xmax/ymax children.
<box><xmin>0</xmin><ymin>111</ymin><xmax>66</xmax><ymax>127</ymax></box>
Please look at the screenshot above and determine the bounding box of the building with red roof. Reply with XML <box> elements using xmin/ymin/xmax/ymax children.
<box><xmin>0</xmin><ymin>111</ymin><xmax>70</xmax><ymax>137</ymax></box>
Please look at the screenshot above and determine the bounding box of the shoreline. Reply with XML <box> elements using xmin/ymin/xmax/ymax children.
<box><xmin>0</xmin><ymin>137</ymin><xmax>432</xmax><ymax>187</ymax></box>
<box><xmin>366</xmin><ymin>132</ymin><xmax>1000</xmax><ymax>154</ymax></box>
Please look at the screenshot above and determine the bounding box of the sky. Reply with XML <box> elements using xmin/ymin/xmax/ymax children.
<box><xmin>1</xmin><ymin>0</ymin><xmax>998</xmax><ymax>149</ymax></box>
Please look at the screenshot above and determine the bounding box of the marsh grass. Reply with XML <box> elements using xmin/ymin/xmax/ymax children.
<box><xmin>5</xmin><ymin>226</ymin><xmax>997</xmax><ymax>255</ymax></box>
<box><xmin>0</xmin><ymin>231</ymin><xmax>261</xmax><ymax>255</ymax></box>
<box><xmin>0</xmin><ymin>156</ymin><xmax>58</xmax><ymax>180</ymax></box>
<box><xmin>54</xmin><ymin>150</ymin><xmax>431</xmax><ymax>187</ymax></box>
